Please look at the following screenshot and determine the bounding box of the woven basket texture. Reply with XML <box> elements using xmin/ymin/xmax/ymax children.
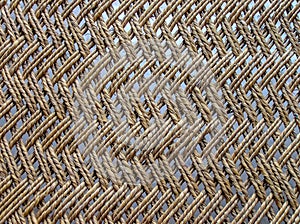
<box><xmin>0</xmin><ymin>0</ymin><xmax>300</xmax><ymax>223</ymax></box>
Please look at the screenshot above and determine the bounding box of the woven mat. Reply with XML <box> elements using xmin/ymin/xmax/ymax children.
<box><xmin>0</xmin><ymin>0</ymin><xmax>300</xmax><ymax>223</ymax></box>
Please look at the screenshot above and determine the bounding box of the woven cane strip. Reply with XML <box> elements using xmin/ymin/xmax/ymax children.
<box><xmin>0</xmin><ymin>0</ymin><xmax>300</xmax><ymax>223</ymax></box>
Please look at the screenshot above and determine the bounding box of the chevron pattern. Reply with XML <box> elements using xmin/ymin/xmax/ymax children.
<box><xmin>0</xmin><ymin>0</ymin><xmax>300</xmax><ymax>223</ymax></box>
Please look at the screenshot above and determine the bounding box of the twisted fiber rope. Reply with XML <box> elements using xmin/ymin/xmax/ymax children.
<box><xmin>0</xmin><ymin>0</ymin><xmax>300</xmax><ymax>223</ymax></box>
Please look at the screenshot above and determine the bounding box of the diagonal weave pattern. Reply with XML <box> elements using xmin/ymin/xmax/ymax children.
<box><xmin>0</xmin><ymin>0</ymin><xmax>300</xmax><ymax>223</ymax></box>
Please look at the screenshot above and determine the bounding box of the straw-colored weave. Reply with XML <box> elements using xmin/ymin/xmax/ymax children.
<box><xmin>0</xmin><ymin>0</ymin><xmax>300</xmax><ymax>223</ymax></box>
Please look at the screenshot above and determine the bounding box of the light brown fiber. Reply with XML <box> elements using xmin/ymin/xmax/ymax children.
<box><xmin>0</xmin><ymin>0</ymin><xmax>300</xmax><ymax>223</ymax></box>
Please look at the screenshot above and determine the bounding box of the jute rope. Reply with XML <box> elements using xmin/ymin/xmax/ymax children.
<box><xmin>0</xmin><ymin>0</ymin><xmax>299</xmax><ymax>223</ymax></box>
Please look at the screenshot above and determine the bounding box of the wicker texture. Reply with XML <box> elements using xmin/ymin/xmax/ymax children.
<box><xmin>0</xmin><ymin>0</ymin><xmax>300</xmax><ymax>223</ymax></box>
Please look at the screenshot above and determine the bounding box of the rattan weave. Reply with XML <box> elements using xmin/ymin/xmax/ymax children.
<box><xmin>0</xmin><ymin>0</ymin><xmax>300</xmax><ymax>223</ymax></box>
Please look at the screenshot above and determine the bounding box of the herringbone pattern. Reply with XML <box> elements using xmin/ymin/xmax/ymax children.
<box><xmin>0</xmin><ymin>0</ymin><xmax>300</xmax><ymax>223</ymax></box>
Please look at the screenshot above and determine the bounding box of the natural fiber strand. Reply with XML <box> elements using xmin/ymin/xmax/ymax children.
<box><xmin>0</xmin><ymin>0</ymin><xmax>300</xmax><ymax>223</ymax></box>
